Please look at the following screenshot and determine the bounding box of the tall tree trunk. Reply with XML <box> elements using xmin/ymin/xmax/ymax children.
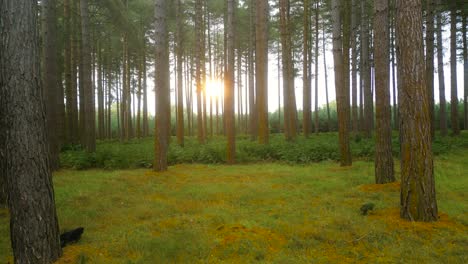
<box><xmin>80</xmin><ymin>0</ymin><xmax>95</xmax><ymax>152</ymax></box>
<box><xmin>97</xmin><ymin>42</ymin><xmax>105</xmax><ymax>140</ymax></box>
<box><xmin>176</xmin><ymin>0</ymin><xmax>184</xmax><ymax>145</ymax></box>
<box><xmin>226</xmin><ymin>0</ymin><xmax>236</xmax><ymax>163</ymax></box>
<box><xmin>143</xmin><ymin>44</ymin><xmax>149</xmax><ymax>137</ymax></box>
<box><xmin>396</xmin><ymin>0</ymin><xmax>438</xmax><ymax>222</ymax></box>
<box><xmin>323</xmin><ymin>27</ymin><xmax>331</xmax><ymax>132</ymax></box>
<box><xmin>257</xmin><ymin>0</ymin><xmax>269</xmax><ymax>144</ymax></box>
<box><xmin>450</xmin><ymin>5</ymin><xmax>460</xmax><ymax>135</ymax></box>
<box><xmin>436</xmin><ymin>0</ymin><xmax>447</xmax><ymax>136</ymax></box>
<box><xmin>249</xmin><ymin>0</ymin><xmax>257</xmax><ymax>140</ymax></box>
<box><xmin>137</xmin><ymin>51</ymin><xmax>142</xmax><ymax>138</ymax></box>
<box><xmin>351</xmin><ymin>0</ymin><xmax>359</xmax><ymax>134</ymax></box>
<box><xmin>374</xmin><ymin>0</ymin><xmax>395</xmax><ymax>184</ymax></box>
<box><xmin>303</xmin><ymin>0</ymin><xmax>311</xmax><ymax>137</ymax></box>
<box><xmin>78</xmin><ymin>0</ymin><xmax>86</xmax><ymax>146</ymax></box>
<box><xmin>154</xmin><ymin>0</ymin><xmax>170</xmax><ymax>171</ymax></box>
<box><xmin>0</xmin><ymin>0</ymin><xmax>62</xmax><ymax>260</ymax></box>
<box><xmin>390</xmin><ymin>0</ymin><xmax>398</xmax><ymax>130</ymax></box>
<box><xmin>426</xmin><ymin>0</ymin><xmax>435</xmax><ymax>139</ymax></box>
<box><xmin>70</xmin><ymin>0</ymin><xmax>80</xmax><ymax>144</ymax></box>
<box><xmin>280</xmin><ymin>0</ymin><xmax>297</xmax><ymax>141</ymax></box>
<box><xmin>196</xmin><ymin>0</ymin><xmax>205</xmax><ymax>144</ymax></box>
<box><xmin>464</xmin><ymin>13</ymin><xmax>468</xmax><ymax>130</ymax></box>
<box><xmin>42</xmin><ymin>0</ymin><xmax>60</xmax><ymax>169</ymax></box>
<box><xmin>314</xmin><ymin>0</ymin><xmax>320</xmax><ymax>134</ymax></box>
<box><xmin>332</xmin><ymin>0</ymin><xmax>352</xmax><ymax>166</ymax></box>
<box><xmin>342</xmin><ymin>0</ymin><xmax>351</xmax><ymax>135</ymax></box>
<box><xmin>362</xmin><ymin>0</ymin><xmax>373</xmax><ymax>138</ymax></box>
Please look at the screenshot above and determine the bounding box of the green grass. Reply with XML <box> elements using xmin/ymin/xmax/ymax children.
<box><xmin>60</xmin><ymin>131</ymin><xmax>468</xmax><ymax>169</ymax></box>
<box><xmin>1</xmin><ymin>150</ymin><xmax>467</xmax><ymax>263</ymax></box>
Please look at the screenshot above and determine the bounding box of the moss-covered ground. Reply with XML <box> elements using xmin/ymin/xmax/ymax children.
<box><xmin>1</xmin><ymin>149</ymin><xmax>467</xmax><ymax>263</ymax></box>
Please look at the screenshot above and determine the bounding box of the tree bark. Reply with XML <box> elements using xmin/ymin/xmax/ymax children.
<box><xmin>303</xmin><ymin>0</ymin><xmax>311</xmax><ymax>137</ymax></box>
<box><xmin>464</xmin><ymin>13</ymin><xmax>468</xmax><ymax>130</ymax></box>
<box><xmin>0</xmin><ymin>0</ymin><xmax>62</xmax><ymax>261</ymax></box>
<box><xmin>314</xmin><ymin>0</ymin><xmax>320</xmax><ymax>134</ymax></box>
<box><xmin>323</xmin><ymin>26</ymin><xmax>331</xmax><ymax>132</ymax></box>
<box><xmin>80</xmin><ymin>0</ymin><xmax>96</xmax><ymax>152</ymax></box>
<box><xmin>196</xmin><ymin>0</ymin><xmax>205</xmax><ymax>144</ymax></box>
<box><xmin>332</xmin><ymin>0</ymin><xmax>352</xmax><ymax>166</ymax></box>
<box><xmin>280</xmin><ymin>0</ymin><xmax>297</xmax><ymax>141</ymax></box>
<box><xmin>249</xmin><ymin>0</ymin><xmax>257</xmax><ymax>140</ymax></box>
<box><xmin>226</xmin><ymin>0</ymin><xmax>236</xmax><ymax>163</ymax></box>
<box><xmin>396</xmin><ymin>0</ymin><xmax>438</xmax><ymax>222</ymax></box>
<box><xmin>351</xmin><ymin>0</ymin><xmax>359</xmax><ymax>134</ymax></box>
<box><xmin>426</xmin><ymin>0</ymin><xmax>435</xmax><ymax>139</ymax></box>
<box><xmin>176</xmin><ymin>0</ymin><xmax>184</xmax><ymax>145</ymax></box>
<box><xmin>374</xmin><ymin>0</ymin><xmax>395</xmax><ymax>184</ymax></box>
<box><xmin>42</xmin><ymin>0</ymin><xmax>61</xmax><ymax>169</ymax></box>
<box><xmin>143</xmin><ymin>43</ymin><xmax>149</xmax><ymax>137</ymax></box>
<box><xmin>97</xmin><ymin>42</ymin><xmax>105</xmax><ymax>140</ymax></box>
<box><xmin>362</xmin><ymin>0</ymin><xmax>373</xmax><ymax>138</ymax></box>
<box><xmin>436</xmin><ymin>0</ymin><xmax>447</xmax><ymax>136</ymax></box>
<box><xmin>256</xmin><ymin>0</ymin><xmax>269</xmax><ymax>144</ymax></box>
<box><xmin>450</xmin><ymin>5</ymin><xmax>460</xmax><ymax>135</ymax></box>
<box><xmin>154</xmin><ymin>0</ymin><xmax>170</xmax><ymax>171</ymax></box>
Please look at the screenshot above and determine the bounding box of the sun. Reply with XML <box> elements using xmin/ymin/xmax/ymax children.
<box><xmin>205</xmin><ymin>79</ymin><xmax>223</xmax><ymax>98</ymax></box>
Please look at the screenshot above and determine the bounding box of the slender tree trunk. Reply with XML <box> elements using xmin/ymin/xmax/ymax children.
<box><xmin>176</xmin><ymin>0</ymin><xmax>184</xmax><ymax>146</ymax></box>
<box><xmin>280</xmin><ymin>0</ymin><xmax>297</xmax><ymax>141</ymax></box>
<box><xmin>97</xmin><ymin>42</ymin><xmax>105</xmax><ymax>140</ymax></box>
<box><xmin>314</xmin><ymin>0</ymin><xmax>320</xmax><ymax>134</ymax></box>
<box><xmin>437</xmin><ymin>0</ymin><xmax>447</xmax><ymax>136</ymax></box>
<box><xmin>277</xmin><ymin>42</ymin><xmax>282</xmax><ymax>132</ymax></box>
<box><xmin>143</xmin><ymin>44</ymin><xmax>149</xmax><ymax>137</ymax></box>
<box><xmin>303</xmin><ymin>0</ymin><xmax>312</xmax><ymax>137</ymax></box>
<box><xmin>249</xmin><ymin>0</ymin><xmax>257</xmax><ymax>140</ymax></box>
<box><xmin>226</xmin><ymin>0</ymin><xmax>236</xmax><ymax>163</ymax></box>
<box><xmin>42</xmin><ymin>0</ymin><xmax>61</xmax><ymax>170</ymax></box>
<box><xmin>257</xmin><ymin>0</ymin><xmax>269</xmax><ymax>144</ymax></box>
<box><xmin>323</xmin><ymin>27</ymin><xmax>331</xmax><ymax>132</ymax></box>
<box><xmin>70</xmin><ymin>0</ymin><xmax>80</xmax><ymax>144</ymax></box>
<box><xmin>154</xmin><ymin>0</ymin><xmax>170</xmax><ymax>171</ymax></box>
<box><xmin>362</xmin><ymin>0</ymin><xmax>373</xmax><ymax>138</ymax></box>
<box><xmin>343</xmin><ymin>0</ymin><xmax>351</xmax><ymax>135</ymax></box>
<box><xmin>81</xmin><ymin>0</ymin><xmax>95</xmax><ymax>152</ymax></box>
<box><xmin>78</xmin><ymin>0</ymin><xmax>86</xmax><ymax>146</ymax></box>
<box><xmin>137</xmin><ymin>52</ymin><xmax>142</xmax><ymax>138</ymax></box>
<box><xmin>464</xmin><ymin>14</ymin><xmax>468</xmax><ymax>130</ymax></box>
<box><xmin>426</xmin><ymin>0</ymin><xmax>435</xmax><ymax>139</ymax></box>
<box><xmin>196</xmin><ymin>0</ymin><xmax>205</xmax><ymax>144</ymax></box>
<box><xmin>390</xmin><ymin>0</ymin><xmax>398</xmax><ymax>130</ymax></box>
<box><xmin>106</xmin><ymin>46</ymin><xmax>113</xmax><ymax>139</ymax></box>
<box><xmin>374</xmin><ymin>0</ymin><xmax>395</xmax><ymax>184</ymax></box>
<box><xmin>351</xmin><ymin>0</ymin><xmax>359</xmax><ymax>134</ymax></box>
<box><xmin>0</xmin><ymin>0</ymin><xmax>62</xmax><ymax>260</ymax></box>
<box><xmin>396</xmin><ymin>0</ymin><xmax>438</xmax><ymax>222</ymax></box>
<box><xmin>332</xmin><ymin>0</ymin><xmax>352</xmax><ymax>166</ymax></box>
<box><xmin>450</xmin><ymin>5</ymin><xmax>460</xmax><ymax>135</ymax></box>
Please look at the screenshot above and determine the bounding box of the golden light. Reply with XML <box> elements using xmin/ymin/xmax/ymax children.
<box><xmin>205</xmin><ymin>79</ymin><xmax>223</xmax><ymax>98</ymax></box>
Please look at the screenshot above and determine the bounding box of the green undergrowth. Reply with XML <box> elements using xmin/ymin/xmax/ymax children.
<box><xmin>1</xmin><ymin>152</ymin><xmax>467</xmax><ymax>263</ymax></box>
<box><xmin>60</xmin><ymin>131</ymin><xmax>468</xmax><ymax>170</ymax></box>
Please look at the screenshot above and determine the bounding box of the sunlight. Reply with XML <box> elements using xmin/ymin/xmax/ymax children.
<box><xmin>205</xmin><ymin>79</ymin><xmax>223</xmax><ymax>98</ymax></box>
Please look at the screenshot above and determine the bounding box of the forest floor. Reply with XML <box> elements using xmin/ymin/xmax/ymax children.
<box><xmin>1</xmin><ymin>150</ymin><xmax>467</xmax><ymax>263</ymax></box>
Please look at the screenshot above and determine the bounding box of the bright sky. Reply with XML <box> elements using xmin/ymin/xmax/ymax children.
<box><xmin>144</xmin><ymin>23</ymin><xmax>466</xmax><ymax>116</ymax></box>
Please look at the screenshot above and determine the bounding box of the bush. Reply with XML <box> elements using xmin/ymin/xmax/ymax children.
<box><xmin>60</xmin><ymin>131</ymin><xmax>468</xmax><ymax>170</ymax></box>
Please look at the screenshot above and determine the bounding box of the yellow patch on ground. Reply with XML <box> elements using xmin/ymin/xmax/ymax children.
<box><xmin>370</xmin><ymin>208</ymin><xmax>467</xmax><ymax>233</ymax></box>
<box><xmin>56</xmin><ymin>244</ymin><xmax>113</xmax><ymax>263</ymax></box>
<box><xmin>210</xmin><ymin>224</ymin><xmax>287</xmax><ymax>260</ymax></box>
<box><xmin>359</xmin><ymin>182</ymin><xmax>400</xmax><ymax>192</ymax></box>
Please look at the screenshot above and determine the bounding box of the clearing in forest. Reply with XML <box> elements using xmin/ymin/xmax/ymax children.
<box><xmin>0</xmin><ymin>153</ymin><xmax>467</xmax><ymax>263</ymax></box>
